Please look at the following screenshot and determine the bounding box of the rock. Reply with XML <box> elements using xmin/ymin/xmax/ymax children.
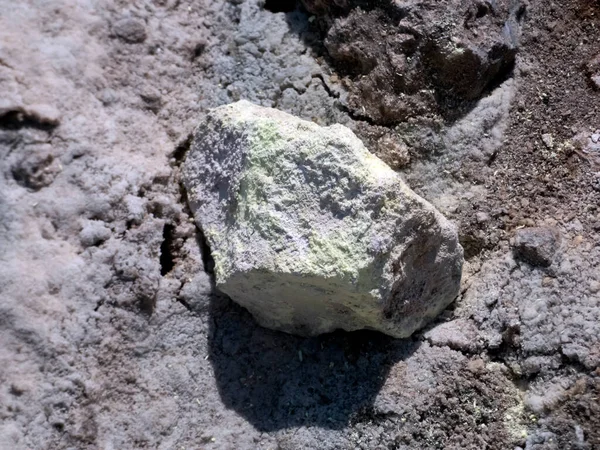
<box><xmin>572</xmin><ymin>129</ymin><xmax>600</xmax><ymax>170</ymax></box>
<box><xmin>512</xmin><ymin>226</ymin><xmax>561</xmax><ymax>267</ymax></box>
<box><xmin>586</xmin><ymin>54</ymin><xmax>600</xmax><ymax>90</ymax></box>
<box><xmin>476</xmin><ymin>212</ymin><xmax>490</xmax><ymax>224</ymax></box>
<box><xmin>113</xmin><ymin>17</ymin><xmax>147</xmax><ymax>43</ymax></box>
<box><xmin>139</xmin><ymin>86</ymin><xmax>162</xmax><ymax>112</ymax></box>
<box><xmin>376</xmin><ymin>134</ymin><xmax>411</xmax><ymax>170</ymax></box>
<box><xmin>542</xmin><ymin>276</ymin><xmax>554</xmax><ymax>287</ymax></box>
<box><xmin>11</xmin><ymin>145</ymin><xmax>61</xmax><ymax>190</ymax></box>
<box><xmin>183</xmin><ymin>100</ymin><xmax>463</xmax><ymax>338</ymax></box>
<box><xmin>541</xmin><ymin>133</ymin><xmax>554</xmax><ymax>149</ymax></box>
<box><xmin>424</xmin><ymin>318</ymin><xmax>483</xmax><ymax>353</ymax></box>
<box><xmin>79</xmin><ymin>220</ymin><xmax>112</xmax><ymax>247</ymax></box>
<box><xmin>0</xmin><ymin>99</ymin><xmax>23</xmax><ymax>117</ymax></box>
<box><xmin>24</xmin><ymin>103</ymin><xmax>61</xmax><ymax>126</ymax></box>
<box><xmin>308</xmin><ymin>0</ymin><xmax>524</xmax><ymax>124</ymax></box>
<box><xmin>0</xmin><ymin>103</ymin><xmax>61</xmax><ymax>127</ymax></box>
<box><xmin>467</xmin><ymin>358</ymin><xmax>486</xmax><ymax>374</ymax></box>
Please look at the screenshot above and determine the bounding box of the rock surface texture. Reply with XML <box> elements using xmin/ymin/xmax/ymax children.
<box><xmin>184</xmin><ymin>101</ymin><xmax>463</xmax><ymax>337</ymax></box>
<box><xmin>512</xmin><ymin>226</ymin><xmax>561</xmax><ymax>267</ymax></box>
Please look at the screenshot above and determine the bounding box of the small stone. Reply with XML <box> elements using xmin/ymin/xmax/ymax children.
<box><xmin>192</xmin><ymin>41</ymin><xmax>207</xmax><ymax>59</ymax></box>
<box><xmin>541</xmin><ymin>133</ymin><xmax>554</xmax><ymax>149</ymax></box>
<box><xmin>542</xmin><ymin>277</ymin><xmax>554</xmax><ymax>287</ymax></box>
<box><xmin>113</xmin><ymin>17</ymin><xmax>147</xmax><ymax>43</ymax></box>
<box><xmin>467</xmin><ymin>358</ymin><xmax>485</xmax><ymax>374</ymax></box>
<box><xmin>24</xmin><ymin>104</ymin><xmax>61</xmax><ymax>125</ymax></box>
<box><xmin>542</xmin><ymin>218</ymin><xmax>558</xmax><ymax>227</ymax></box>
<box><xmin>0</xmin><ymin>99</ymin><xmax>24</xmax><ymax>116</ymax></box>
<box><xmin>376</xmin><ymin>134</ymin><xmax>410</xmax><ymax>169</ymax></box>
<box><xmin>424</xmin><ymin>318</ymin><xmax>483</xmax><ymax>353</ymax></box>
<box><xmin>475</xmin><ymin>212</ymin><xmax>490</xmax><ymax>223</ymax></box>
<box><xmin>9</xmin><ymin>382</ymin><xmax>27</xmax><ymax>396</ymax></box>
<box><xmin>98</xmin><ymin>88</ymin><xmax>119</xmax><ymax>106</ymax></box>
<box><xmin>572</xmin><ymin>235</ymin><xmax>584</xmax><ymax>246</ymax></box>
<box><xmin>586</xmin><ymin>54</ymin><xmax>600</xmax><ymax>90</ymax></box>
<box><xmin>512</xmin><ymin>226</ymin><xmax>561</xmax><ymax>267</ymax></box>
<box><xmin>124</xmin><ymin>194</ymin><xmax>146</xmax><ymax>225</ymax></box>
<box><xmin>80</xmin><ymin>220</ymin><xmax>112</xmax><ymax>247</ymax></box>
<box><xmin>520</xmin><ymin>218</ymin><xmax>536</xmax><ymax>227</ymax></box>
<box><xmin>184</xmin><ymin>101</ymin><xmax>463</xmax><ymax>338</ymax></box>
<box><xmin>139</xmin><ymin>86</ymin><xmax>162</xmax><ymax>112</ymax></box>
<box><xmin>11</xmin><ymin>146</ymin><xmax>61</xmax><ymax>190</ymax></box>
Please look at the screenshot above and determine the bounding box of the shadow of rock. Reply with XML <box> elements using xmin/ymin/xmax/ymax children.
<box><xmin>207</xmin><ymin>295</ymin><xmax>420</xmax><ymax>432</ymax></box>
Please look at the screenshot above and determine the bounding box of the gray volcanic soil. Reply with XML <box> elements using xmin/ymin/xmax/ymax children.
<box><xmin>0</xmin><ymin>1</ymin><xmax>599</xmax><ymax>449</ymax></box>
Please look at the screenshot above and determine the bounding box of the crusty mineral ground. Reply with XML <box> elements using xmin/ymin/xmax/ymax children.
<box><xmin>0</xmin><ymin>1</ymin><xmax>599</xmax><ymax>449</ymax></box>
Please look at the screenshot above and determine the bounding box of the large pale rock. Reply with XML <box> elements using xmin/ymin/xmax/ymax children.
<box><xmin>183</xmin><ymin>101</ymin><xmax>463</xmax><ymax>337</ymax></box>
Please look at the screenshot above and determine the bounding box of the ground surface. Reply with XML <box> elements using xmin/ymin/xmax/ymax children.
<box><xmin>0</xmin><ymin>0</ymin><xmax>599</xmax><ymax>449</ymax></box>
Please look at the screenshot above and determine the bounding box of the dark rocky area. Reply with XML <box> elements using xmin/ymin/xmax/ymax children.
<box><xmin>1</xmin><ymin>0</ymin><xmax>599</xmax><ymax>449</ymax></box>
<box><xmin>308</xmin><ymin>0</ymin><xmax>524</xmax><ymax>125</ymax></box>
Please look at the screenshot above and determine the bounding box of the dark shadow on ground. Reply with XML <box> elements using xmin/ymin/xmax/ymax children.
<box><xmin>207</xmin><ymin>295</ymin><xmax>420</xmax><ymax>432</ymax></box>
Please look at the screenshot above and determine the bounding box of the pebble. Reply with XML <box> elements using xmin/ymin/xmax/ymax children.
<box><xmin>475</xmin><ymin>212</ymin><xmax>490</xmax><ymax>223</ymax></box>
<box><xmin>25</xmin><ymin>103</ymin><xmax>61</xmax><ymax>125</ymax></box>
<box><xmin>512</xmin><ymin>226</ymin><xmax>561</xmax><ymax>267</ymax></box>
<box><xmin>542</xmin><ymin>277</ymin><xmax>554</xmax><ymax>287</ymax></box>
<box><xmin>586</xmin><ymin>54</ymin><xmax>600</xmax><ymax>90</ymax></box>
<box><xmin>541</xmin><ymin>133</ymin><xmax>554</xmax><ymax>149</ymax></box>
<box><xmin>113</xmin><ymin>17</ymin><xmax>147</xmax><ymax>43</ymax></box>
<box><xmin>467</xmin><ymin>358</ymin><xmax>485</xmax><ymax>374</ymax></box>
